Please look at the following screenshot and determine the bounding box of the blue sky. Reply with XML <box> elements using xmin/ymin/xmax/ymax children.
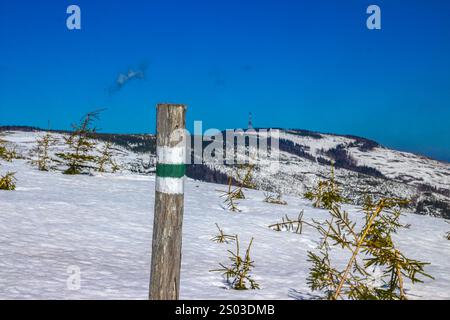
<box><xmin>0</xmin><ymin>0</ymin><xmax>449</xmax><ymax>161</ymax></box>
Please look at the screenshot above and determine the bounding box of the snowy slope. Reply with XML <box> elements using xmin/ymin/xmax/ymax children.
<box><xmin>207</xmin><ymin>130</ymin><xmax>450</xmax><ymax>218</ymax></box>
<box><xmin>1</xmin><ymin>128</ymin><xmax>449</xmax><ymax>219</ymax></box>
<box><xmin>1</xmin><ymin>158</ymin><xmax>450</xmax><ymax>299</ymax></box>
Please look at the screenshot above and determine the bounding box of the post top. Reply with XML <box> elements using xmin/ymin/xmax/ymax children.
<box><xmin>157</xmin><ymin>103</ymin><xmax>187</xmax><ymax>109</ymax></box>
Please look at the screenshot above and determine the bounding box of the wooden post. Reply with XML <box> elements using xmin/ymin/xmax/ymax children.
<box><xmin>149</xmin><ymin>103</ymin><xmax>187</xmax><ymax>300</ymax></box>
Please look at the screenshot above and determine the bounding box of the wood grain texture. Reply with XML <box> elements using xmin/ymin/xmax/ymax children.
<box><xmin>149</xmin><ymin>103</ymin><xmax>186</xmax><ymax>300</ymax></box>
<box><xmin>156</xmin><ymin>103</ymin><xmax>187</xmax><ymax>148</ymax></box>
<box><xmin>149</xmin><ymin>192</ymin><xmax>184</xmax><ymax>299</ymax></box>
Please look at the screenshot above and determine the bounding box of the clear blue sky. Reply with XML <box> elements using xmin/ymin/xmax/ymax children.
<box><xmin>0</xmin><ymin>0</ymin><xmax>449</xmax><ymax>161</ymax></box>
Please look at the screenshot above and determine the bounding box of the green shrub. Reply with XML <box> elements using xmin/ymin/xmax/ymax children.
<box><xmin>304</xmin><ymin>164</ymin><xmax>346</xmax><ymax>210</ymax></box>
<box><xmin>56</xmin><ymin>111</ymin><xmax>101</xmax><ymax>175</ymax></box>
<box><xmin>33</xmin><ymin>133</ymin><xmax>58</xmax><ymax>171</ymax></box>
<box><xmin>0</xmin><ymin>172</ymin><xmax>16</xmax><ymax>191</ymax></box>
<box><xmin>211</xmin><ymin>223</ymin><xmax>236</xmax><ymax>244</ymax></box>
<box><xmin>211</xmin><ymin>236</ymin><xmax>259</xmax><ymax>290</ymax></box>
<box><xmin>0</xmin><ymin>138</ymin><xmax>18</xmax><ymax>162</ymax></box>
<box><xmin>264</xmin><ymin>192</ymin><xmax>287</xmax><ymax>205</ymax></box>
<box><xmin>307</xmin><ymin>197</ymin><xmax>433</xmax><ymax>300</ymax></box>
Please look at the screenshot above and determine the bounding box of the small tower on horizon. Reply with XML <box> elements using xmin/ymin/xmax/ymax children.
<box><xmin>248</xmin><ymin>112</ymin><xmax>253</xmax><ymax>129</ymax></box>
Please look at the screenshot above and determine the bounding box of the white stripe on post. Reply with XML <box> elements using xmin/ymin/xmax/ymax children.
<box><xmin>155</xmin><ymin>177</ymin><xmax>184</xmax><ymax>194</ymax></box>
<box><xmin>155</xmin><ymin>145</ymin><xmax>185</xmax><ymax>194</ymax></box>
<box><xmin>157</xmin><ymin>146</ymin><xmax>186</xmax><ymax>165</ymax></box>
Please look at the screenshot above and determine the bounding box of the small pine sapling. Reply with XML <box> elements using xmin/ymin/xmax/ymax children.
<box><xmin>233</xmin><ymin>188</ymin><xmax>245</xmax><ymax>200</ymax></box>
<box><xmin>56</xmin><ymin>110</ymin><xmax>102</xmax><ymax>175</ymax></box>
<box><xmin>110</xmin><ymin>159</ymin><xmax>121</xmax><ymax>173</ymax></box>
<box><xmin>268</xmin><ymin>211</ymin><xmax>315</xmax><ymax>234</ymax></box>
<box><xmin>304</xmin><ymin>164</ymin><xmax>345</xmax><ymax>210</ymax></box>
<box><xmin>0</xmin><ymin>138</ymin><xmax>18</xmax><ymax>162</ymax></box>
<box><xmin>34</xmin><ymin>132</ymin><xmax>58</xmax><ymax>171</ymax></box>
<box><xmin>0</xmin><ymin>139</ymin><xmax>18</xmax><ymax>190</ymax></box>
<box><xmin>211</xmin><ymin>223</ymin><xmax>237</xmax><ymax>244</ymax></box>
<box><xmin>263</xmin><ymin>192</ymin><xmax>287</xmax><ymax>205</ymax></box>
<box><xmin>307</xmin><ymin>197</ymin><xmax>433</xmax><ymax>300</ymax></box>
<box><xmin>0</xmin><ymin>171</ymin><xmax>16</xmax><ymax>191</ymax></box>
<box><xmin>0</xmin><ymin>140</ymin><xmax>9</xmax><ymax>160</ymax></box>
<box><xmin>210</xmin><ymin>236</ymin><xmax>259</xmax><ymax>290</ymax></box>
<box><xmin>235</xmin><ymin>164</ymin><xmax>257</xmax><ymax>197</ymax></box>
<box><xmin>96</xmin><ymin>141</ymin><xmax>119</xmax><ymax>173</ymax></box>
<box><xmin>220</xmin><ymin>177</ymin><xmax>242</xmax><ymax>212</ymax></box>
<box><xmin>219</xmin><ymin>164</ymin><xmax>257</xmax><ymax>212</ymax></box>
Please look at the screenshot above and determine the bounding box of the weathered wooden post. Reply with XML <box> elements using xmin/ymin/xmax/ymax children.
<box><xmin>149</xmin><ymin>103</ymin><xmax>187</xmax><ymax>300</ymax></box>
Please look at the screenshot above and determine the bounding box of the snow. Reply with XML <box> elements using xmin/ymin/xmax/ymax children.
<box><xmin>280</xmin><ymin>131</ymin><xmax>353</xmax><ymax>157</ymax></box>
<box><xmin>278</xmin><ymin>130</ymin><xmax>450</xmax><ymax>190</ymax></box>
<box><xmin>281</xmin><ymin>131</ymin><xmax>450</xmax><ymax>190</ymax></box>
<box><xmin>1</xmin><ymin>158</ymin><xmax>450</xmax><ymax>300</ymax></box>
<box><xmin>351</xmin><ymin>147</ymin><xmax>450</xmax><ymax>190</ymax></box>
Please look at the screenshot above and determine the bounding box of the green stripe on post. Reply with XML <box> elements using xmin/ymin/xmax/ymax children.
<box><xmin>156</xmin><ymin>163</ymin><xmax>186</xmax><ymax>178</ymax></box>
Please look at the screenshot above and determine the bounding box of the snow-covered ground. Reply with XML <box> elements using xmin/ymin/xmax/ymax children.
<box><xmin>1</xmin><ymin>159</ymin><xmax>450</xmax><ymax>300</ymax></box>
